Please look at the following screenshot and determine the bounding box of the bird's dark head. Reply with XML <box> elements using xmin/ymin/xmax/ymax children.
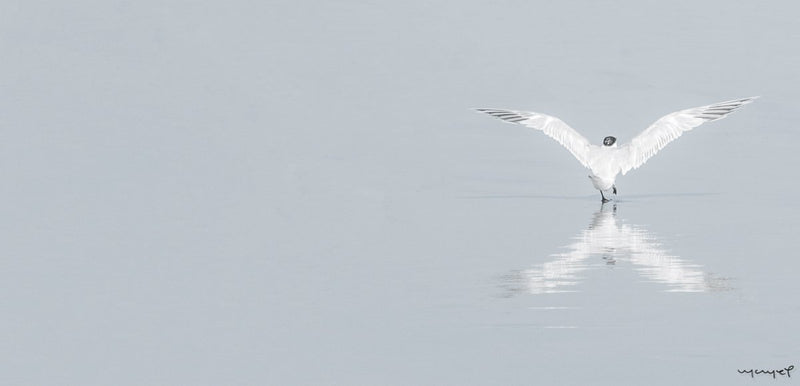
<box><xmin>603</xmin><ymin>136</ymin><xmax>617</xmax><ymax>146</ymax></box>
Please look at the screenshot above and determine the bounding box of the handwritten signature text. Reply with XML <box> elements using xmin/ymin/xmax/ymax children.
<box><xmin>738</xmin><ymin>365</ymin><xmax>794</xmax><ymax>379</ymax></box>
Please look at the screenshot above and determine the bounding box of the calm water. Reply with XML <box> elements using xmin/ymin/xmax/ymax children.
<box><xmin>2</xmin><ymin>1</ymin><xmax>799</xmax><ymax>385</ymax></box>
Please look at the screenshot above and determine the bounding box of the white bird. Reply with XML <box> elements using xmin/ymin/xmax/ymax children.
<box><xmin>475</xmin><ymin>97</ymin><xmax>758</xmax><ymax>202</ymax></box>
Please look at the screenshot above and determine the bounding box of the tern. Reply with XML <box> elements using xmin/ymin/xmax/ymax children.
<box><xmin>475</xmin><ymin>97</ymin><xmax>758</xmax><ymax>202</ymax></box>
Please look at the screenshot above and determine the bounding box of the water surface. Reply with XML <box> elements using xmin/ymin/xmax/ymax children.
<box><xmin>2</xmin><ymin>1</ymin><xmax>799</xmax><ymax>385</ymax></box>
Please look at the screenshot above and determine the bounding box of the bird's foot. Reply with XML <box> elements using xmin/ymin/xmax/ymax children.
<box><xmin>601</xmin><ymin>198</ymin><xmax>611</xmax><ymax>204</ymax></box>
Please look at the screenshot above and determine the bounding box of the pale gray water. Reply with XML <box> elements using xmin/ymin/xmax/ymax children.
<box><xmin>2</xmin><ymin>1</ymin><xmax>799</xmax><ymax>385</ymax></box>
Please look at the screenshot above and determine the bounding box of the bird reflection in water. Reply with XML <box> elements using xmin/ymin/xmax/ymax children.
<box><xmin>503</xmin><ymin>203</ymin><xmax>730</xmax><ymax>295</ymax></box>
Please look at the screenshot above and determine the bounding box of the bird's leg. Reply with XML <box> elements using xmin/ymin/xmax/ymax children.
<box><xmin>612</xmin><ymin>185</ymin><xmax>617</xmax><ymax>195</ymax></box>
<box><xmin>600</xmin><ymin>190</ymin><xmax>610</xmax><ymax>203</ymax></box>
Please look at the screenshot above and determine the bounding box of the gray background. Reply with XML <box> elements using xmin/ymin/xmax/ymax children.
<box><xmin>1</xmin><ymin>1</ymin><xmax>798</xmax><ymax>385</ymax></box>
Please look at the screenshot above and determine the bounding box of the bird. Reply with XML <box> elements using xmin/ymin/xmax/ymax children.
<box><xmin>475</xmin><ymin>97</ymin><xmax>758</xmax><ymax>202</ymax></box>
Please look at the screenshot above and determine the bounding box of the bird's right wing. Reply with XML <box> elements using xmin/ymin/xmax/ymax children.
<box><xmin>475</xmin><ymin>108</ymin><xmax>593</xmax><ymax>168</ymax></box>
<box><xmin>617</xmin><ymin>97</ymin><xmax>758</xmax><ymax>175</ymax></box>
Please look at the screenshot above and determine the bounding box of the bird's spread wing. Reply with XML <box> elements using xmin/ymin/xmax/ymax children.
<box><xmin>617</xmin><ymin>97</ymin><xmax>758</xmax><ymax>175</ymax></box>
<box><xmin>475</xmin><ymin>108</ymin><xmax>593</xmax><ymax>168</ymax></box>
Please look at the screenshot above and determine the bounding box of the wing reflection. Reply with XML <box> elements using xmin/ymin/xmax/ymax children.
<box><xmin>505</xmin><ymin>203</ymin><xmax>729</xmax><ymax>295</ymax></box>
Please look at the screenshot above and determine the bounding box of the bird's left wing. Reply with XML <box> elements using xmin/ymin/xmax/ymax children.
<box><xmin>475</xmin><ymin>108</ymin><xmax>593</xmax><ymax>169</ymax></box>
<box><xmin>617</xmin><ymin>97</ymin><xmax>758</xmax><ymax>175</ymax></box>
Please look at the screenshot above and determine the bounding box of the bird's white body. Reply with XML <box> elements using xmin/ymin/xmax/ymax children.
<box><xmin>476</xmin><ymin>97</ymin><xmax>757</xmax><ymax>201</ymax></box>
<box><xmin>587</xmin><ymin>144</ymin><xmax>620</xmax><ymax>192</ymax></box>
